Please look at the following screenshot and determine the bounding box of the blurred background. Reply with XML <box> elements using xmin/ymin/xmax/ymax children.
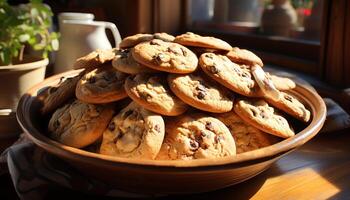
<box><xmin>5</xmin><ymin>0</ymin><xmax>350</xmax><ymax>91</ymax></box>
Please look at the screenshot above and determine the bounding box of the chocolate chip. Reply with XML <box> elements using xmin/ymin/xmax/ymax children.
<box><xmin>108</xmin><ymin>122</ymin><xmax>116</xmax><ymax>131</ymax></box>
<box><xmin>48</xmin><ymin>87</ymin><xmax>58</xmax><ymax>94</ymax></box>
<box><xmin>233</xmin><ymin>67</ymin><xmax>241</xmax><ymax>74</ymax></box>
<box><xmin>150</xmin><ymin>40</ymin><xmax>161</xmax><ymax>45</ymax></box>
<box><xmin>88</xmin><ymin>76</ymin><xmax>96</xmax><ymax>84</ymax></box>
<box><xmin>58</xmin><ymin>76</ymin><xmax>66</xmax><ymax>84</ymax></box>
<box><xmin>153</xmin><ymin>53</ymin><xmax>167</xmax><ymax>64</ymax></box>
<box><xmin>167</xmin><ymin>47</ymin><xmax>179</xmax><ymax>55</ymax></box>
<box><xmin>190</xmin><ymin>140</ymin><xmax>199</xmax><ymax>150</ymax></box>
<box><xmin>120</xmin><ymin>49</ymin><xmax>129</xmax><ymax>58</ymax></box>
<box><xmin>250</xmin><ymin>108</ymin><xmax>258</xmax><ymax>117</ymax></box>
<box><xmin>204</xmin><ymin>54</ymin><xmax>213</xmax><ymax>59</ymax></box>
<box><xmin>123</xmin><ymin>110</ymin><xmax>133</xmax><ymax>118</ymax></box>
<box><xmin>284</xmin><ymin>95</ymin><xmax>293</xmax><ymax>102</ymax></box>
<box><xmin>197</xmin><ymin>91</ymin><xmax>206</xmax><ymax>99</ymax></box>
<box><xmin>180</xmin><ymin>48</ymin><xmax>187</xmax><ymax>56</ymax></box>
<box><xmin>209</xmin><ymin>65</ymin><xmax>220</xmax><ymax>74</ymax></box>
<box><xmin>205</xmin><ymin>121</ymin><xmax>214</xmax><ymax>131</ymax></box>
<box><xmin>242</xmin><ymin>71</ymin><xmax>250</xmax><ymax>78</ymax></box>
<box><xmin>214</xmin><ymin>135</ymin><xmax>222</xmax><ymax>143</ymax></box>
<box><xmin>95</xmin><ymin>105</ymin><xmax>103</xmax><ymax>113</ymax></box>
<box><xmin>200</xmin><ymin>130</ymin><xmax>207</xmax><ymax>138</ymax></box>
<box><xmin>113</xmin><ymin>133</ymin><xmax>123</xmax><ymax>143</ymax></box>
<box><xmin>53</xmin><ymin>120</ymin><xmax>60</xmax><ymax>129</ymax></box>
<box><xmin>196</xmin><ymin>84</ymin><xmax>206</xmax><ymax>92</ymax></box>
<box><xmin>140</xmin><ymin>92</ymin><xmax>152</xmax><ymax>100</ymax></box>
<box><xmin>154</xmin><ymin>124</ymin><xmax>161</xmax><ymax>132</ymax></box>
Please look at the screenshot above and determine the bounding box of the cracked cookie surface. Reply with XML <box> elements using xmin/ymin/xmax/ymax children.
<box><xmin>174</xmin><ymin>32</ymin><xmax>232</xmax><ymax>51</ymax></box>
<box><xmin>76</xmin><ymin>65</ymin><xmax>128</xmax><ymax>103</ymax></box>
<box><xmin>199</xmin><ymin>53</ymin><xmax>262</xmax><ymax>97</ymax></box>
<box><xmin>39</xmin><ymin>72</ymin><xmax>83</xmax><ymax>115</ymax></box>
<box><xmin>156</xmin><ymin>113</ymin><xmax>236</xmax><ymax>160</ymax></box>
<box><xmin>265</xmin><ymin>91</ymin><xmax>311</xmax><ymax>122</ymax></box>
<box><xmin>112</xmin><ymin>49</ymin><xmax>155</xmax><ymax>74</ymax></box>
<box><xmin>120</xmin><ymin>33</ymin><xmax>154</xmax><ymax>49</ymax></box>
<box><xmin>125</xmin><ymin>74</ymin><xmax>188</xmax><ymax>116</ymax></box>
<box><xmin>234</xmin><ymin>99</ymin><xmax>294</xmax><ymax>138</ymax></box>
<box><xmin>73</xmin><ymin>48</ymin><xmax>116</xmax><ymax>70</ymax></box>
<box><xmin>100</xmin><ymin>102</ymin><xmax>165</xmax><ymax>159</ymax></box>
<box><xmin>48</xmin><ymin>99</ymin><xmax>114</xmax><ymax>148</ymax></box>
<box><xmin>226</xmin><ymin>47</ymin><xmax>263</xmax><ymax>67</ymax></box>
<box><xmin>214</xmin><ymin>110</ymin><xmax>278</xmax><ymax>153</ymax></box>
<box><xmin>132</xmin><ymin>39</ymin><xmax>198</xmax><ymax>73</ymax></box>
<box><xmin>168</xmin><ymin>73</ymin><xmax>234</xmax><ymax>113</ymax></box>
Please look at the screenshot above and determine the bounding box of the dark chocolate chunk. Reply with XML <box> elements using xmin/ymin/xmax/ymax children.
<box><xmin>205</xmin><ymin>121</ymin><xmax>214</xmax><ymax>131</ymax></box>
<box><xmin>197</xmin><ymin>91</ymin><xmax>206</xmax><ymax>99</ymax></box>
<box><xmin>108</xmin><ymin>122</ymin><xmax>116</xmax><ymax>131</ymax></box>
<box><xmin>88</xmin><ymin>76</ymin><xmax>96</xmax><ymax>84</ymax></box>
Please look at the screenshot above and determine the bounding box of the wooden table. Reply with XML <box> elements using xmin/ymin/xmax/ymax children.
<box><xmin>1</xmin><ymin>129</ymin><xmax>350</xmax><ymax>199</ymax></box>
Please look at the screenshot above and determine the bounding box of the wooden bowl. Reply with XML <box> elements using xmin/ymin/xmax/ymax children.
<box><xmin>17</xmin><ymin>70</ymin><xmax>326</xmax><ymax>195</ymax></box>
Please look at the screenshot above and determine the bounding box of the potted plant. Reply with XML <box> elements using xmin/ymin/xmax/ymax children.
<box><xmin>0</xmin><ymin>0</ymin><xmax>59</xmax><ymax>138</ymax></box>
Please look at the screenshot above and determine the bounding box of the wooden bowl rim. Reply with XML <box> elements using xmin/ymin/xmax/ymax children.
<box><xmin>17</xmin><ymin>70</ymin><xmax>326</xmax><ymax>170</ymax></box>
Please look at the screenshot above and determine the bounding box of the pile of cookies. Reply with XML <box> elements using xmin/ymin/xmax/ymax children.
<box><xmin>40</xmin><ymin>32</ymin><xmax>311</xmax><ymax>160</ymax></box>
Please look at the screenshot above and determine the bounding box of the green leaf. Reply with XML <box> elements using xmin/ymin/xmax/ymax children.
<box><xmin>19</xmin><ymin>34</ymin><xmax>30</xmax><ymax>42</ymax></box>
<box><xmin>51</xmin><ymin>39</ymin><xmax>59</xmax><ymax>51</ymax></box>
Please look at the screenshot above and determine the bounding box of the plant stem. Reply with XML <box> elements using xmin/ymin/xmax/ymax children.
<box><xmin>19</xmin><ymin>45</ymin><xmax>25</xmax><ymax>62</ymax></box>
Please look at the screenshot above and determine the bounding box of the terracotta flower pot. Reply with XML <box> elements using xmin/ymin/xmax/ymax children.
<box><xmin>0</xmin><ymin>55</ymin><xmax>48</xmax><ymax>140</ymax></box>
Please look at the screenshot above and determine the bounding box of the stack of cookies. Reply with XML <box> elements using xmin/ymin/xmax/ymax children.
<box><xmin>41</xmin><ymin>32</ymin><xmax>311</xmax><ymax>160</ymax></box>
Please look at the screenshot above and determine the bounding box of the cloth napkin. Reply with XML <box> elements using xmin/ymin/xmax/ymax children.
<box><xmin>0</xmin><ymin>98</ymin><xmax>349</xmax><ymax>200</ymax></box>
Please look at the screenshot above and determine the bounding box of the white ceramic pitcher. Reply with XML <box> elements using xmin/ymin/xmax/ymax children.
<box><xmin>54</xmin><ymin>12</ymin><xmax>121</xmax><ymax>74</ymax></box>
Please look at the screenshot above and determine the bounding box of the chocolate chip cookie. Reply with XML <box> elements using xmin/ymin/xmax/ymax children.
<box><xmin>125</xmin><ymin>74</ymin><xmax>188</xmax><ymax>116</ymax></box>
<box><xmin>214</xmin><ymin>110</ymin><xmax>278</xmax><ymax>153</ymax></box>
<box><xmin>226</xmin><ymin>47</ymin><xmax>263</xmax><ymax>67</ymax></box>
<box><xmin>153</xmin><ymin>32</ymin><xmax>175</xmax><ymax>42</ymax></box>
<box><xmin>156</xmin><ymin>113</ymin><xmax>236</xmax><ymax>160</ymax></box>
<box><xmin>119</xmin><ymin>33</ymin><xmax>154</xmax><ymax>49</ymax></box>
<box><xmin>112</xmin><ymin>48</ymin><xmax>155</xmax><ymax>74</ymax></box>
<box><xmin>73</xmin><ymin>48</ymin><xmax>116</xmax><ymax>70</ymax></box>
<box><xmin>269</xmin><ymin>74</ymin><xmax>296</xmax><ymax>91</ymax></box>
<box><xmin>76</xmin><ymin>65</ymin><xmax>128</xmax><ymax>104</ymax></box>
<box><xmin>265</xmin><ymin>92</ymin><xmax>311</xmax><ymax>122</ymax></box>
<box><xmin>168</xmin><ymin>73</ymin><xmax>234</xmax><ymax>113</ymax></box>
<box><xmin>39</xmin><ymin>72</ymin><xmax>84</xmax><ymax>115</ymax></box>
<box><xmin>48</xmin><ymin>100</ymin><xmax>114</xmax><ymax>148</ymax></box>
<box><xmin>174</xmin><ymin>32</ymin><xmax>232</xmax><ymax>51</ymax></box>
<box><xmin>100</xmin><ymin>102</ymin><xmax>165</xmax><ymax>159</ymax></box>
<box><xmin>132</xmin><ymin>39</ymin><xmax>198</xmax><ymax>73</ymax></box>
<box><xmin>199</xmin><ymin>53</ymin><xmax>261</xmax><ymax>97</ymax></box>
<box><xmin>234</xmin><ymin>99</ymin><xmax>294</xmax><ymax>138</ymax></box>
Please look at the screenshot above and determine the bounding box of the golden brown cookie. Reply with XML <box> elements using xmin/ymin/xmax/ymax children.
<box><xmin>214</xmin><ymin>110</ymin><xmax>278</xmax><ymax>153</ymax></box>
<box><xmin>269</xmin><ymin>74</ymin><xmax>296</xmax><ymax>91</ymax></box>
<box><xmin>39</xmin><ymin>71</ymin><xmax>84</xmax><ymax>115</ymax></box>
<box><xmin>48</xmin><ymin>100</ymin><xmax>114</xmax><ymax>148</ymax></box>
<box><xmin>174</xmin><ymin>32</ymin><xmax>232</xmax><ymax>51</ymax></box>
<box><xmin>112</xmin><ymin>48</ymin><xmax>155</xmax><ymax>74</ymax></box>
<box><xmin>168</xmin><ymin>73</ymin><xmax>234</xmax><ymax>113</ymax></box>
<box><xmin>132</xmin><ymin>39</ymin><xmax>198</xmax><ymax>73</ymax></box>
<box><xmin>119</xmin><ymin>33</ymin><xmax>154</xmax><ymax>49</ymax></box>
<box><xmin>234</xmin><ymin>99</ymin><xmax>294</xmax><ymax>138</ymax></box>
<box><xmin>265</xmin><ymin>91</ymin><xmax>311</xmax><ymax>122</ymax></box>
<box><xmin>125</xmin><ymin>74</ymin><xmax>188</xmax><ymax>116</ymax></box>
<box><xmin>199</xmin><ymin>53</ymin><xmax>261</xmax><ymax>97</ymax></box>
<box><xmin>153</xmin><ymin>32</ymin><xmax>175</xmax><ymax>42</ymax></box>
<box><xmin>156</xmin><ymin>113</ymin><xmax>236</xmax><ymax>160</ymax></box>
<box><xmin>76</xmin><ymin>65</ymin><xmax>128</xmax><ymax>104</ymax></box>
<box><xmin>226</xmin><ymin>47</ymin><xmax>263</xmax><ymax>67</ymax></box>
<box><xmin>73</xmin><ymin>48</ymin><xmax>116</xmax><ymax>70</ymax></box>
<box><xmin>100</xmin><ymin>102</ymin><xmax>165</xmax><ymax>159</ymax></box>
